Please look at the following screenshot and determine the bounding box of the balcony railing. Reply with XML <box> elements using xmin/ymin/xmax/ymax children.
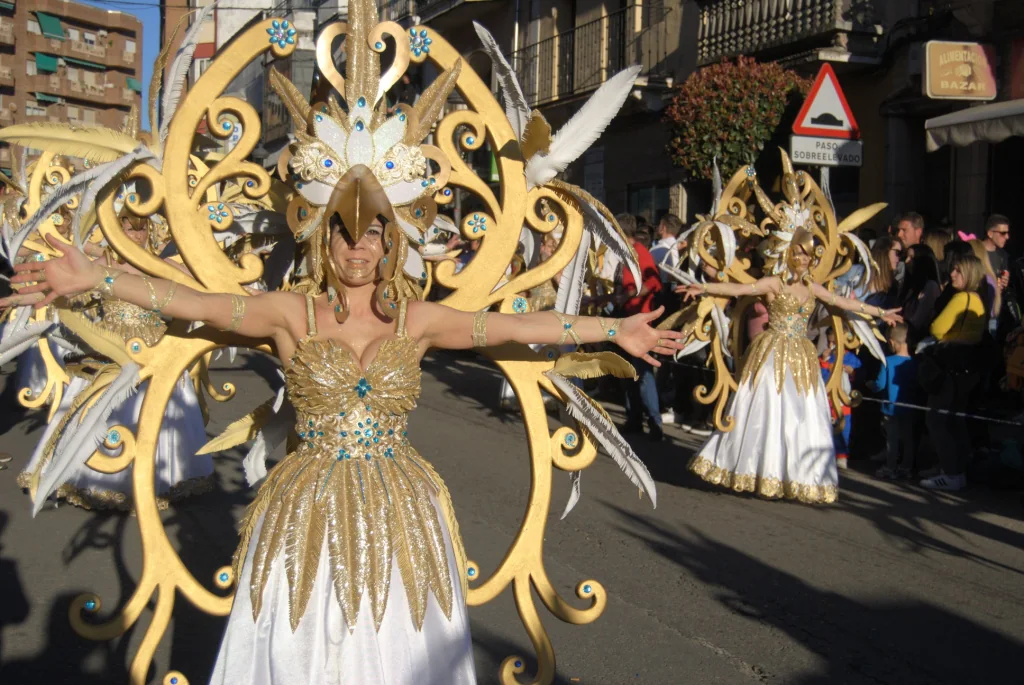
<box><xmin>378</xmin><ymin>0</ymin><xmax>415</xmax><ymax>22</ymax></box>
<box><xmin>696</xmin><ymin>0</ymin><xmax>880</xmax><ymax>66</ymax></box>
<box><xmin>510</xmin><ymin>4</ymin><xmax>671</xmax><ymax>108</ymax></box>
<box><xmin>376</xmin><ymin>0</ymin><xmax>496</xmax><ymax>24</ymax></box>
<box><xmin>70</xmin><ymin>40</ymin><xmax>107</xmax><ymax>60</ymax></box>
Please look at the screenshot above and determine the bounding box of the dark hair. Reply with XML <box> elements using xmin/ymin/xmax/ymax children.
<box><xmin>660</xmin><ymin>213</ymin><xmax>683</xmax><ymax>237</ymax></box>
<box><xmin>900</xmin><ymin>242</ymin><xmax>940</xmax><ymax>302</ymax></box>
<box><xmin>616</xmin><ymin>213</ymin><xmax>638</xmax><ymax>238</ymax></box>
<box><xmin>635</xmin><ymin>229</ymin><xmax>652</xmax><ymax>249</ymax></box>
<box><xmin>985</xmin><ymin>214</ymin><xmax>1010</xmax><ymax>232</ymax></box>
<box><xmin>899</xmin><ymin>212</ymin><xmax>925</xmax><ymax>230</ymax></box>
<box><xmin>941</xmin><ymin>240</ymin><xmax>973</xmax><ymax>284</ymax></box>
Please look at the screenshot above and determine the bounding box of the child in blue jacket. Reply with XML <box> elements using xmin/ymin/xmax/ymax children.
<box><xmin>868</xmin><ymin>323</ymin><xmax>920</xmax><ymax>479</ymax></box>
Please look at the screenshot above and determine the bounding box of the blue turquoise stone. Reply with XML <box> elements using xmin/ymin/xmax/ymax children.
<box><xmin>466</xmin><ymin>136</ymin><xmax>475</xmax><ymax>145</ymax></box>
<box><xmin>219</xmin><ymin>572</ymin><xmax>229</xmax><ymax>582</ymax></box>
<box><xmin>357</xmin><ymin>96</ymin><xmax>366</xmax><ymax>108</ymax></box>
<box><xmin>355</xmin><ymin>121</ymin><xmax>365</xmax><ymax>131</ymax></box>
<box><xmin>375</xmin><ymin>41</ymin><xmax>383</xmax><ymax>49</ymax></box>
<box><xmin>84</xmin><ymin>599</ymin><xmax>97</xmax><ymax>611</ymax></box>
<box><xmin>583</xmin><ymin>584</ymin><xmax>592</xmax><ymax>593</ymax></box>
<box><xmin>467</xmin><ymin>567</ymin><xmax>476</xmax><ymax>577</ymax></box>
<box><xmin>386</xmin><ymin>161</ymin><xmax>395</xmax><ymax>169</ymax></box>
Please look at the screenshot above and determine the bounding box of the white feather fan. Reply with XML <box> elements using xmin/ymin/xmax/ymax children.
<box><xmin>473</xmin><ymin>22</ymin><xmax>531</xmax><ymax>140</ymax></box>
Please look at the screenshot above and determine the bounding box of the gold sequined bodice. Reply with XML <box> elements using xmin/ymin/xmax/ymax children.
<box><xmin>100</xmin><ymin>298</ymin><xmax>166</xmax><ymax>347</ymax></box>
<box><xmin>236</xmin><ymin>296</ymin><xmax>464</xmax><ymax>634</ymax></box>
<box><xmin>740</xmin><ymin>291</ymin><xmax>820</xmax><ymax>394</ymax></box>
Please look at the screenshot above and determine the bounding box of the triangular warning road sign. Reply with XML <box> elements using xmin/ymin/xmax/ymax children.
<box><xmin>792</xmin><ymin>64</ymin><xmax>860</xmax><ymax>140</ymax></box>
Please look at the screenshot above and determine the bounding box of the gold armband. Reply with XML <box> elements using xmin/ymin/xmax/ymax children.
<box><xmin>598</xmin><ymin>317</ymin><xmax>621</xmax><ymax>340</ymax></box>
<box><xmin>472</xmin><ymin>310</ymin><xmax>489</xmax><ymax>347</ymax></box>
<box><xmin>94</xmin><ymin>267</ymin><xmax>122</xmax><ymax>298</ymax></box>
<box><xmin>553</xmin><ymin>310</ymin><xmax>582</xmax><ymax>346</ymax></box>
<box><xmin>226</xmin><ymin>294</ymin><xmax>246</xmax><ymax>332</ymax></box>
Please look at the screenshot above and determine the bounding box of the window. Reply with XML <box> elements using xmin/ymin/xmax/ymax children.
<box><xmin>27</xmin><ymin>19</ymin><xmax>40</xmax><ymax>35</ymax></box>
<box><xmin>83</xmin><ymin>70</ymin><xmax>96</xmax><ymax>85</ymax></box>
<box><xmin>25</xmin><ymin>60</ymin><xmax>37</xmax><ymax>76</ymax></box>
<box><xmin>192</xmin><ymin>57</ymin><xmax>211</xmax><ymax>85</ymax></box>
<box><xmin>66</xmin><ymin>27</ymin><xmax>80</xmax><ymax>41</ymax></box>
<box><xmin>125</xmin><ymin>39</ymin><xmax>135</xmax><ymax>53</ymax></box>
<box><xmin>66</xmin><ymin>105</ymin><xmax>79</xmax><ymax>120</ymax></box>
<box><xmin>82</xmin><ymin>108</ymin><xmax>96</xmax><ymax>123</ymax></box>
<box><xmin>26</xmin><ymin>101</ymin><xmax>46</xmax><ymax>117</ymax></box>
<box><xmin>83</xmin><ymin>31</ymin><xmax>96</xmax><ymax>45</ymax></box>
<box><xmin>627</xmin><ymin>182</ymin><xmax>670</xmax><ymax>226</ymax></box>
<box><xmin>66</xmin><ymin>66</ymin><xmax>79</xmax><ymax>82</ymax></box>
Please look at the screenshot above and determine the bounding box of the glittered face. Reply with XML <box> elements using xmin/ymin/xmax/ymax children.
<box><xmin>788</xmin><ymin>243</ymin><xmax>811</xmax><ymax>274</ymax></box>
<box><xmin>330</xmin><ymin>216</ymin><xmax>385</xmax><ymax>286</ymax></box>
<box><xmin>122</xmin><ymin>217</ymin><xmax>149</xmax><ymax>248</ymax></box>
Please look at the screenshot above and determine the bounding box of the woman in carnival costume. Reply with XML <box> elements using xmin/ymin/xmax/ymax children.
<box><xmin>671</xmin><ymin>154</ymin><xmax>901</xmax><ymax>504</ymax></box>
<box><xmin>0</xmin><ymin>6</ymin><xmax>675</xmax><ymax>681</ymax></box>
<box><xmin>16</xmin><ymin>202</ymin><xmax>213</xmax><ymax>510</ymax></box>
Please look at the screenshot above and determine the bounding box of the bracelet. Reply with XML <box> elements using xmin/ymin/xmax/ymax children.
<box><xmin>858</xmin><ymin>302</ymin><xmax>866</xmax><ymax>314</ymax></box>
<box><xmin>157</xmin><ymin>282</ymin><xmax>177</xmax><ymax>313</ymax></box>
<box><xmin>702</xmin><ymin>283</ymin><xmax>709</xmax><ymax>295</ymax></box>
<box><xmin>750</xmin><ymin>282</ymin><xmax>756</xmax><ymax>293</ymax></box>
<box><xmin>94</xmin><ymin>267</ymin><xmax>122</xmax><ymax>298</ymax></box>
<box><xmin>829</xmin><ymin>292</ymin><xmax>837</xmax><ymax>306</ymax></box>
<box><xmin>471</xmin><ymin>310</ymin><xmax>488</xmax><ymax>347</ymax></box>
<box><xmin>226</xmin><ymin>294</ymin><xmax>246</xmax><ymax>332</ymax></box>
<box><xmin>142</xmin><ymin>276</ymin><xmax>159</xmax><ymax>310</ymax></box>
<box><xmin>553</xmin><ymin>310</ymin><xmax>582</xmax><ymax>346</ymax></box>
<box><xmin>598</xmin><ymin>316</ymin><xmax>620</xmax><ymax>340</ymax></box>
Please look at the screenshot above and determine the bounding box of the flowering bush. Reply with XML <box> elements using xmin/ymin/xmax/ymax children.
<box><xmin>664</xmin><ymin>56</ymin><xmax>810</xmax><ymax>180</ymax></box>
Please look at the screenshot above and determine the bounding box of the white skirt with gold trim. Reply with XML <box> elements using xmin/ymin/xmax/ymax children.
<box><xmin>19</xmin><ymin>372</ymin><xmax>213</xmax><ymax>510</ymax></box>
<box><xmin>689</xmin><ymin>350</ymin><xmax>838</xmax><ymax>504</ymax></box>
<box><xmin>208</xmin><ymin>493</ymin><xmax>476</xmax><ymax>685</ymax></box>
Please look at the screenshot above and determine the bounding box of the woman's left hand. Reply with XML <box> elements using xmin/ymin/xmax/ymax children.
<box><xmin>614</xmin><ymin>306</ymin><xmax>685</xmax><ymax>367</ymax></box>
<box><xmin>880</xmin><ymin>308</ymin><xmax>903</xmax><ymax>326</ymax></box>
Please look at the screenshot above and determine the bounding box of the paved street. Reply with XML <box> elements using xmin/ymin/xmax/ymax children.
<box><xmin>0</xmin><ymin>349</ymin><xmax>1022</xmax><ymax>684</ymax></box>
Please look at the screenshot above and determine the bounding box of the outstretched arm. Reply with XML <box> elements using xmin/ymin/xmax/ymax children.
<box><xmin>0</xmin><ymin>239</ymin><xmax>292</xmax><ymax>340</ymax></box>
<box><xmin>676</xmin><ymin>275</ymin><xmax>779</xmax><ymax>301</ymax></box>
<box><xmin>808</xmin><ymin>281</ymin><xmax>903</xmax><ymax>325</ymax></box>
<box><xmin>410</xmin><ymin>301</ymin><xmax>684</xmax><ymax>367</ymax></box>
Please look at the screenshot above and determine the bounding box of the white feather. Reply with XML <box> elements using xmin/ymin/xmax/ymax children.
<box><xmin>525</xmin><ymin>66</ymin><xmax>641</xmax><ymax>190</ymax></box>
<box><xmin>713</xmin><ymin>221</ymin><xmax>737</xmax><ymax>270</ymax></box>
<box><xmin>560</xmin><ymin>470</ymin><xmax>582</xmax><ymax>520</ymax></box>
<box><xmin>710</xmin><ymin>302</ymin><xmax>732</xmax><ymax>359</ymax></box>
<box><xmin>243</xmin><ymin>400</ymin><xmax>294</xmax><ymax>487</ymax></box>
<box><xmin>473</xmin><ymin>22</ymin><xmax>531</xmax><ymax>140</ymax></box>
<box><xmin>711</xmin><ymin>156</ymin><xmax>723</xmax><ymax>214</ymax></box>
<box><xmin>545</xmin><ymin>372</ymin><xmax>657</xmax><ymax>508</ymax></box>
<box><xmin>843</xmin><ymin>232</ymin><xmax>873</xmax><ymax>288</ymax></box>
<box><xmin>71</xmin><ymin>148</ymin><xmax>156</xmax><ymax>246</ymax></box>
<box><xmin>555</xmin><ymin>229</ymin><xmax>591</xmax><ymax>315</ymax></box>
<box><xmin>33</xmin><ymin>363</ymin><xmax>140</xmax><ymax>515</ymax></box>
<box><xmin>9</xmin><ymin>168</ymin><xmax>104</xmax><ymax>255</ymax></box>
<box><xmin>160</xmin><ymin>1</ymin><xmax>219</xmax><ymax>142</ymax></box>
<box><xmin>518</xmin><ymin>226</ymin><xmax>537</xmax><ymax>268</ymax></box>
<box><xmin>577</xmin><ymin>196</ymin><xmax>640</xmax><ymax>287</ymax></box>
<box><xmin>658</xmin><ymin>260</ymin><xmax>696</xmax><ymax>286</ymax></box>
<box><xmin>1</xmin><ymin>305</ymin><xmax>31</xmax><ymax>346</ymax></box>
<box><xmin>848</xmin><ymin>315</ymin><xmax>886</xmax><ymax>365</ymax></box>
<box><xmin>48</xmin><ymin>332</ymin><xmax>84</xmax><ymax>358</ymax></box>
<box><xmin>676</xmin><ymin>338</ymin><xmax>710</xmax><ymax>359</ymax></box>
<box><xmin>0</xmin><ymin>321</ymin><xmax>53</xmax><ymax>366</ymax></box>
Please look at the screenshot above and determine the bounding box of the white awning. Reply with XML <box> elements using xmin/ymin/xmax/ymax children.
<box><xmin>926</xmin><ymin>99</ymin><xmax>1024</xmax><ymax>152</ymax></box>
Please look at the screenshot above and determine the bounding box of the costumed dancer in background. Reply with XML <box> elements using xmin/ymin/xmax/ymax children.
<box><xmin>0</xmin><ymin>6</ymin><xmax>670</xmax><ymax>678</ymax></box>
<box><xmin>17</xmin><ymin>205</ymin><xmax>213</xmax><ymax>510</ymax></box>
<box><xmin>663</xmin><ymin>153</ymin><xmax>900</xmax><ymax>504</ymax></box>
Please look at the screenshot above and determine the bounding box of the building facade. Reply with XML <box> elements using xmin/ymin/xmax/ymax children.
<box><xmin>0</xmin><ymin>0</ymin><xmax>143</xmax><ymax>174</ymax></box>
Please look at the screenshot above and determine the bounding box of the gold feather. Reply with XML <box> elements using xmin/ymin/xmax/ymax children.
<box><xmin>197</xmin><ymin>399</ymin><xmax>274</xmax><ymax>455</ymax></box>
<box><xmin>0</xmin><ymin>124</ymin><xmax>139</xmax><ymax>163</ymax></box>
<box><xmin>268</xmin><ymin>67</ymin><xmax>312</xmax><ymax>128</ymax></box>
<box><xmin>553</xmin><ymin>351</ymin><xmax>637</xmax><ymax>381</ymax></box>
<box><xmin>837</xmin><ymin>202</ymin><xmax>888</xmax><ymax>234</ymax></box>
<box><xmin>407</xmin><ymin>60</ymin><xmax>462</xmax><ymax>144</ymax></box>
<box><xmin>58</xmin><ymin>309</ymin><xmax>134</xmax><ymax>366</ymax></box>
<box><xmin>520</xmin><ymin>110</ymin><xmax>552</xmax><ymax>161</ymax></box>
<box><xmin>121</xmin><ymin>104</ymin><xmax>140</xmax><ymax>139</ymax></box>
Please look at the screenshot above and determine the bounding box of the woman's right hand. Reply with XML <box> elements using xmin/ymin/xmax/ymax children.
<box><xmin>0</xmin><ymin>241</ymin><xmax>102</xmax><ymax>310</ymax></box>
<box><xmin>674</xmin><ymin>283</ymin><xmax>704</xmax><ymax>301</ymax></box>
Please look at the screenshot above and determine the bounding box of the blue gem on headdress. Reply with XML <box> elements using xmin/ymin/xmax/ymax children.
<box><xmin>385</xmin><ymin>161</ymin><xmax>395</xmax><ymax>170</ymax></box>
<box><xmin>467</xmin><ymin>567</ymin><xmax>476</xmax><ymax>577</ymax></box>
<box><xmin>421</xmin><ymin>181</ymin><xmax>428</xmax><ymax>187</ymax></box>
<box><xmin>355</xmin><ymin>121</ymin><xmax>365</xmax><ymax>132</ymax></box>
<box><xmin>299</xmin><ymin>208</ymin><xmax>308</xmax><ymax>218</ymax></box>
<box><xmin>421</xmin><ymin>271</ymin><xmax>426</xmax><ymax>278</ymax></box>
<box><xmin>512</xmin><ymin>297</ymin><xmax>527</xmax><ymax>313</ymax></box>
<box><xmin>219</xmin><ymin>572</ymin><xmax>229</xmax><ymax>582</ymax></box>
<box><xmin>107</xmin><ymin>429</ymin><xmax>120</xmax><ymax>443</ymax></box>
<box><xmin>466</xmin><ymin>136</ymin><xmax>475</xmax><ymax>146</ymax></box>
<box><xmin>282</xmin><ymin>20</ymin><xmax>289</xmax><ymax>28</ymax></box>
<box><xmin>414</xmin><ymin>208</ymin><xmax>423</xmax><ymax>217</ymax></box>
<box><xmin>375</xmin><ymin>41</ymin><xmax>383</xmax><ymax>49</ymax></box>
<box><xmin>246</xmin><ymin>180</ymin><xmax>255</xmax><ymax>187</ymax></box>
<box><xmin>84</xmin><ymin>599</ymin><xmax>97</xmax><ymax>611</ymax></box>
<box><xmin>129</xmin><ymin>193</ymin><xmax>137</xmax><ymax>202</ymax></box>
<box><xmin>323</xmin><ymin>159</ymin><xmax>333</xmax><ymax>168</ymax></box>
<box><xmin>222</xmin><ymin>121</ymin><xmax>232</xmax><ymax>131</ymax></box>
<box><xmin>357</xmin><ymin>96</ymin><xmax>366</xmax><ymax>108</ymax></box>
<box><xmin>131</xmin><ymin>342</ymin><xmax>141</xmax><ymax>353</ymax></box>
<box><xmin>443</xmin><ymin>188</ymin><xmax>452</xmax><ymax>196</ymax></box>
<box><xmin>745</xmin><ymin>166</ymin><xmax>756</xmax><ymax>177</ymax></box>
<box><xmin>583</xmin><ymin>583</ymin><xmax>592</xmax><ymax>594</ymax></box>
<box><xmin>515</xmin><ymin>660</ymin><xmax>523</xmax><ymax>669</ymax></box>
<box><xmin>420</xmin><ymin>29</ymin><xmax>427</xmax><ymax>37</ymax></box>
<box><xmin>399</xmin><ymin>113</ymin><xmax>406</xmax><ymax>122</ymax></box>
<box><xmin>315</xmin><ymin>114</ymin><xmax>323</xmax><ymax>122</ymax></box>
<box><xmin>412</xmin><ymin>48</ymin><xmax>421</xmax><ymax>57</ymax></box>
<box><xmin>382</xmin><ymin>257</ymin><xmax>387</xmax><ymax>264</ymax></box>
<box><xmin>548</xmin><ymin>214</ymin><xmax>556</xmax><ymax>222</ymax></box>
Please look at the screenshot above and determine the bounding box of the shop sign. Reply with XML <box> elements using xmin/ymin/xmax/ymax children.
<box><xmin>924</xmin><ymin>41</ymin><xmax>997</xmax><ymax>101</ymax></box>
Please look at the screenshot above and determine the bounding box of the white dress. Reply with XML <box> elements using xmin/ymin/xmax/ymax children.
<box><xmin>210</xmin><ymin>297</ymin><xmax>475</xmax><ymax>685</ymax></box>
<box><xmin>689</xmin><ymin>292</ymin><xmax>838</xmax><ymax>503</ymax></box>
<box><xmin>18</xmin><ymin>299</ymin><xmax>213</xmax><ymax>510</ymax></box>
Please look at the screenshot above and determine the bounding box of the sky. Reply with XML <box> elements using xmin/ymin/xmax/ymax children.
<box><xmin>79</xmin><ymin>0</ymin><xmax>164</xmax><ymax>131</ymax></box>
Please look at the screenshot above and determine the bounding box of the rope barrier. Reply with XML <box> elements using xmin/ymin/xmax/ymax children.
<box><xmin>659</xmin><ymin>357</ymin><xmax>1024</xmax><ymax>427</ymax></box>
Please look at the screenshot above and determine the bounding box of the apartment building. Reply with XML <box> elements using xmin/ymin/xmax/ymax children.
<box><xmin>380</xmin><ymin>0</ymin><xmax>688</xmax><ymax>223</ymax></box>
<box><xmin>0</xmin><ymin>0</ymin><xmax>143</xmax><ymax>174</ymax></box>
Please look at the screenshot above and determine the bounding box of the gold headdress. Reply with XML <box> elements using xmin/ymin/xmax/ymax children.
<box><xmin>273</xmin><ymin>5</ymin><xmax>459</xmax><ymax>318</ymax></box>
